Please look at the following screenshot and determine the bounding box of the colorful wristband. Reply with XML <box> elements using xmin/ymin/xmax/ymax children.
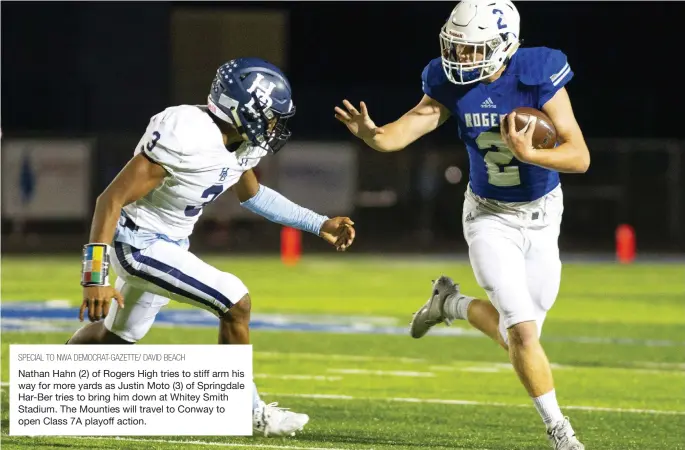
<box><xmin>81</xmin><ymin>243</ymin><xmax>111</xmax><ymax>287</ymax></box>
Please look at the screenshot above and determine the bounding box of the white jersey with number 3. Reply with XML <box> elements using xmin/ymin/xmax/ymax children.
<box><xmin>121</xmin><ymin>105</ymin><xmax>265</xmax><ymax>240</ymax></box>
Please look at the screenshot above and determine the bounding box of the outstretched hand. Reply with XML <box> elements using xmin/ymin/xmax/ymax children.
<box><xmin>334</xmin><ymin>100</ymin><xmax>384</xmax><ymax>140</ymax></box>
<box><xmin>319</xmin><ymin>217</ymin><xmax>356</xmax><ymax>251</ymax></box>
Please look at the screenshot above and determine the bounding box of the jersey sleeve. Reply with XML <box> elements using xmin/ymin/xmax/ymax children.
<box><xmin>421</xmin><ymin>58</ymin><xmax>454</xmax><ymax>108</ymax></box>
<box><xmin>537</xmin><ymin>49</ymin><xmax>574</xmax><ymax>108</ymax></box>
<box><xmin>137</xmin><ymin>114</ymin><xmax>186</xmax><ymax>175</ymax></box>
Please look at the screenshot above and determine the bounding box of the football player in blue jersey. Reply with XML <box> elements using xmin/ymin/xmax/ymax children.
<box><xmin>335</xmin><ymin>1</ymin><xmax>588</xmax><ymax>448</ymax></box>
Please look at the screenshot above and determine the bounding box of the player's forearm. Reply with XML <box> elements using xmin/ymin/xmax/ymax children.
<box><xmin>88</xmin><ymin>194</ymin><xmax>124</xmax><ymax>244</ymax></box>
<box><xmin>240</xmin><ymin>185</ymin><xmax>329</xmax><ymax>235</ymax></box>
<box><xmin>362</xmin><ymin>120</ymin><xmax>414</xmax><ymax>153</ymax></box>
<box><xmin>526</xmin><ymin>142</ymin><xmax>590</xmax><ymax>174</ymax></box>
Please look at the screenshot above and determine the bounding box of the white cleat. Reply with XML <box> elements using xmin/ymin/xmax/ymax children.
<box><xmin>253</xmin><ymin>401</ymin><xmax>309</xmax><ymax>437</ymax></box>
<box><xmin>409</xmin><ymin>275</ymin><xmax>459</xmax><ymax>339</ymax></box>
<box><xmin>547</xmin><ymin>417</ymin><xmax>585</xmax><ymax>450</ymax></box>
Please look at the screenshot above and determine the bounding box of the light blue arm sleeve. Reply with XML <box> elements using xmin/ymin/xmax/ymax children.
<box><xmin>240</xmin><ymin>185</ymin><xmax>329</xmax><ymax>236</ymax></box>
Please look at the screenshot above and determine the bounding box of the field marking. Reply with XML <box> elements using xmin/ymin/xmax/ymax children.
<box><xmin>255</xmin><ymin>374</ymin><xmax>343</xmax><ymax>382</ymax></box>
<box><xmin>429</xmin><ymin>362</ymin><xmax>685</xmax><ymax>376</ymax></box>
<box><xmin>259</xmin><ymin>392</ymin><xmax>685</xmax><ymax>416</ymax></box>
<box><xmin>260</xmin><ymin>353</ymin><xmax>685</xmax><ymax>375</ymax></box>
<box><xmin>21</xmin><ymin>436</ymin><xmax>352</xmax><ymax>450</ymax></box>
<box><xmin>632</xmin><ymin>362</ymin><xmax>685</xmax><ymax>370</ymax></box>
<box><xmin>4</xmin><ymin>302</ymin><xmax>685</xmax><ymax>347</ymax></box>
<box><xmin>1</xmin><ymin>434</ymin><xmax>492</xmax><ymax>450</ymax></box>
<box><xmin>327</xmin><ymin>368</ymin><xmax>435</xmax><ymax>378</ymax></box>
<box><xmin>256</xmin><ymin>351</ymin><xmax>426</xmax><ymax>363</ymax></box>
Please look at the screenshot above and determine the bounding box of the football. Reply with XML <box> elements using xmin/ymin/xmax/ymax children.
<box><xmin>501</xmin><ymin>107</ymin><xmax>558</xmax><ymax>149</ymax></box>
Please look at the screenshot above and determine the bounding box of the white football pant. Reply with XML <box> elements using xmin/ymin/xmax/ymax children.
<box><xmin>462</xmin><ymin>184</ymin><xmax>564</xmax><ymax>344</ymax></box>
<box><xmin>105</xmin><ymin>236</ymin><xmax>249</xmax><ymax>342</ymax></box>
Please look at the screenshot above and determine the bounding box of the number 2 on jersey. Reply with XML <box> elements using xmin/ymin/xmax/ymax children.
<box><xmin>184</xmin><ymin>184</ymin><xmax>224</xmax><ymax>217</ymax></box>
<box><xmin>476</xmin><ymin>131</ymin><xmax>521</xmax><ymax>187</ymax></box>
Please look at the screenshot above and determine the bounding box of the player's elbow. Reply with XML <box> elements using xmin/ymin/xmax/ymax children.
<box><xmin>579</xmin><ymin>156</ymin><xmax>590</xmax><ymax>173</ymax></box>
<box><xmin>374</xmin><ymin>141</ymin><xmax>407</xmax><ymax>153</ymax></box>
<box><xmin>575</xmin><ymin>148</ymin><xmax>590</xmax><ymax>173</ymax></box>
<box><xmin>364</xmin><ymin>130</ymin><xmax>407</xmax><ymax>153</ymax></box>
<box><xmin>364</xmin><ymin>139</ymin><xmax>404</xmax><ymax>153</ymax></box>
<box><xmin>562</xmin><ymin>140</ymin><xmax>590</xmax><ymax>173</ymax></box>
<box><xmin>95</xmin><ymin>190</ymin><xmax>125</xmax><ymax>211</ymax></box>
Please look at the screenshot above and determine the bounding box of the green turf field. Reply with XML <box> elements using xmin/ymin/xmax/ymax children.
<box><xmin>2</xmin><ymin>255</ymin><xmax>684</xmax><ymax>449</ymax></box>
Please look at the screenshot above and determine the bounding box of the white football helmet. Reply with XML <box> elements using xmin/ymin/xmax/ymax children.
<box><xmin>440</xmin><ymin>0</ymin><xmax>520</xmax><ymax>85</ymax></box>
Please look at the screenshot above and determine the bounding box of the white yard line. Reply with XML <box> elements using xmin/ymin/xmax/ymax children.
<box><xmin>255</xmin><ymin>374</ymin><xmax>342</xmax><ymax>381</ymax></box>
<box><xmin>259</xmin><ymin>392</ymin><xmax>685</xmax><ymax>416</ymax></box>
<box><xmin>429</xmin><ymin>362</ymin><xmax>685</xmax><ymax>375</ymax></box>
<box><xmin>256</xmin><ymin>352</ymin><xmax>425</xmax><ymax>363</ymax></box>
<box><xmin>257</xmin><ymin>352</ymin><xmax>685</xmax><ymax>374</ymax></box>
<box><xmin>2</xmin><ymin>434</ymin><xmax>492</xmax><ymax>450</ymax></box>
<box><xmin>57</xmin><ymin>436</ymin><xmax>350</xmax><ymax>450</ymax></box>
<box><xmin>327</xmin><ymin>368</ymin><xmax>435</xmax><ymax>377</ymax></box>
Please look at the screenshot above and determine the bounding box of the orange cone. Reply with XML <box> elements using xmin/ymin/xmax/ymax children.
<box><xmin>616</xmin><ymin>224</ymin><xmax>636</xmax><ymax>264</ymax></box>
<box><xmin>281</xmin><ymin>226</ymin><xmax>301</xmax><ymax>266</ymax></box>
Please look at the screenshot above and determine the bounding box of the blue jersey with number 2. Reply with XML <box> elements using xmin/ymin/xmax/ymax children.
<box><xmin>422</xmin><ymin>47</ymin><xmax>573</xmax><ymax>202</ymax></box>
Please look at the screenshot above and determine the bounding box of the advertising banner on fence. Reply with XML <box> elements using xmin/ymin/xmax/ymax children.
<box><xmin>1</xmin><ymin>139</ymin><xmax>93</xmax><ymax>219</ymax></box>
<box><xmin>275</xmin><ymin>141</ymin><xmax>357</xmax><ymax>216</ymax></box>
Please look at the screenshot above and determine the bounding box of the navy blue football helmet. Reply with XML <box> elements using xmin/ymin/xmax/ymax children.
<box><xmin>207</xmin><ymin>57</ymin><xmax>295</xmax><ymax>154</ymax></box>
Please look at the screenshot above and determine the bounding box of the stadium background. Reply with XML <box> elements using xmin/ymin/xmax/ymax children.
<box><xmin>2</xmin><ymin>1</ymin><xmax>684</xmax><ymax>255</ymax></box>
<box><xmin>1</xmin><ymin>2</ymin><xmax>684</xmax><ymax>450</ymax></box>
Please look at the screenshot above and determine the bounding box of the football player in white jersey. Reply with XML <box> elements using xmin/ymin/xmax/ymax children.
<box><xmin>67</xmin><ymin>57</ymin><xmax>356</xmax><ymax>437</ymax></box>
<box><xmin>334</xmin><ymin>1</ymin><xmax>588</xmax><ymax>449</ymax></box>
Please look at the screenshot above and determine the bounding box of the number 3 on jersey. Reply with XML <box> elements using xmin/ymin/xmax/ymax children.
<box><xmin>476</xmin><ymin>131</ymin><xmax>521</xmax><ymax>187</ymax></box>
<box><xmin>185</xmin><ymin>184</ymin><xmax>224</xmax><ymax>217</ymax></box>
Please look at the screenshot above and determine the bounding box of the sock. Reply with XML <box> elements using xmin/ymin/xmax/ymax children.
<box><xmin>252</xmin><ymin>380</ymin><xmax>262</xmax><ymax>410</ymax></box>
<box><xmin>443</xmin><ymin>293</ymin><xmax>474</xmax><ymax>321</ymax></box>
<box><xmin>533</xmin><ymin>389</ymin><xmax>564</xmax><ymax>427</ymax></box>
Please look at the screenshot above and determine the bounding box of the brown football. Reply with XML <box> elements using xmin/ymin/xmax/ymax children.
<box><xmin>501</xmin><ymin>107</ymin><xmax>558</xmax><ymax>149</ymax></box>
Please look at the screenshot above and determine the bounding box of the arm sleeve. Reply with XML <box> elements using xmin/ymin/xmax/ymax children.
<box><xmin>240</xmin><ymin>184</ymin><xmax>329</xmax><ymax>236</ymax></box>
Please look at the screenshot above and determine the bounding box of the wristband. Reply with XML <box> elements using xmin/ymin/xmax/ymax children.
<box><xmin>81</xmin><ymin>243</ymin><xmax>111</xmax><ymax>287</ymax></box>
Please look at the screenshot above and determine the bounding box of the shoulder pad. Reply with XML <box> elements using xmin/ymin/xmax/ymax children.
<box><xmin>420</xmin><ymin>58</ymin><xmax>468</xmax><ymax>107</ymax></box>
<box><xmin>515</xmin><ymin>47</ymin><xmax>571</xmax><ymax>87</ymax></box>
<box><xmin>421</xmin><ymin>58</ymin><xmax>448</xmax><ymax>94</ymax></box>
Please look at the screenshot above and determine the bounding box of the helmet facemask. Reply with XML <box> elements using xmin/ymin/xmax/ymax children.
<box><xmin>440</xmin><ymin>27</ymin><xmax>517</xmax><ymax>85</ymax></box>
<box><xmin>208</xmin><ymin>87</ymin><xmax>295</xmax><ymax>157</ymax></box>
<box><xmin>249</xmin><ymin>93</ymin><xmax>295</xmax><ymax>155</ymax></box>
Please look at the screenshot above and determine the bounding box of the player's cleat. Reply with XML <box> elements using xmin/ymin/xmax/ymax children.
<box><xmin>547</xmin><ymin>417</ymin><xmax>585</xmax><ymax>450</ymax></box>
<box><xmin>253</xmin><ymin>401</ymin><xmax>309</xmax><ymax>437</ymax></box>
<box><xmin>409</xmin><ymin>275</ymin><xmax>459</xmax><ymax>339</ymax></box>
